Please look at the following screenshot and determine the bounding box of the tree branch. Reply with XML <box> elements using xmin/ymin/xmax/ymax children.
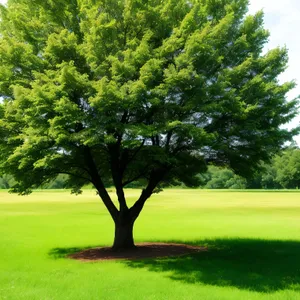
<box><xmin>108</xmin><ymin>144</ymin><xmax>128</xmax><ymax>212</ymax></box>
<box><xmin>129</xmin><ymin>169</ymin><xmax>167</xmax><ymax>221</ymax></box>
<box><xmin>122</xmin><ymin>164</ymin><xmax>151</xmax><ymax>187</ymax></box>
<box><xmin>123</xmin><ymin>139</ymin><xmax>145</xmax><ymax>169</ymax></box>
<box><xmin>84</xmin><ymin>146</ymin><xmax>119</xmax><ymax>222</ymax></box>
<box><xmin>165</xmin><ymin>130</ymin><xmax>173</xmax><ymax>151</ymax></box>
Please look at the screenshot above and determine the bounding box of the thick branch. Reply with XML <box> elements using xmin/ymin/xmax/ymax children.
<box><xmin>84</xmin><ymin>146</ymin><xmax>119</xmax><ymax>222</ymax></box>
<box><xmin>108</xmin><ymin>144</ymin><xmax>128</xmax><ymax>212</ymax></box>
<box><xmin>151</xmin><ymin>136</ymin><xmax>156</xmax><ymax>145</ymax></box>
<box><xmin>122</xmin><ymin>163</ymin><xmax>151</xmax><ymax>187</ymax></box>
<box><xmin>122</xmin><ymin>139</ymin><xmax>145</xmax><ymax>169</ymax></box>
<box><xmin>155</xmin><ymin>135</ymin><xmax>160</xmax><ymax>146</ymax></box>
<box><xmin>130</xmin><ymin>169</ymin><xmax>166</xmax><ymax>221</ymax></box>
<box><xmin>165</xmin><ymin>131</ymin><xmax>173</xmax><ymax>152</ymax></box>
<box><xmin>120</xmin><ymin>110</ymin><xmax>129</xmax><ymax>124</ymax></box>
<box><xmin>119</xmin><ymin>139</ymin><xmax>146</xmax><ymax>179</ymax></box>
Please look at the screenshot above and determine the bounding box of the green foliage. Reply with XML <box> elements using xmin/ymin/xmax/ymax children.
<box><xmin>0</xmin><ymin>174</ymin><xmax>69</xmax><ymax>189</ymax></box>
<box><xmin>199</xmin><ymin>165</ymin><xmax>247</xmax><ymax>189</ymax></box>
<box><xmin>245</xmin><ymin>147</ymin><xmax>300</xmax><ymax>189</ymax></box>
<box><xmin>0</xmin><ymin>174</ymin><xmax>16</xmax><ymax>189</ymax></box>
<box><xmin>41</xmin><ymin>174</ymin><xmax>69</xmax><ymax>189</ymax></box>
<box><xmin>0</xmin><ymin>0</ymin><xmax>298</xmax><ymax>210</ymax></box>
<box><xmin>273</xmin><ymin>147</ymin><xmax>300</xmax><ymax>189</ymax></box>
<box><xmin>259</xmin><ymin>163</ymin><xmax>281</xmax><ymax>189</ymax></box>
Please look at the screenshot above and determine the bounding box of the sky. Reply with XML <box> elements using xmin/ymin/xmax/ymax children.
<box><xmin>248</xmin><ymin>0</ymin><xmax>300</xmax><ymax>145</ymax></box>
<box><xmin>0</xmin><ymin>0</ymin><xmax>299</xmax><ymax>144</ymax></box>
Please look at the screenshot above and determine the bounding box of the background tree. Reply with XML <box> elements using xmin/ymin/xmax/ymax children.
<box><xmin>198</xmin><ymin>166</ymin><xmax>247</xmax><ymax>189</ymax></box>
<box><xmin>259</xmin><ymin>163</ymin><xmax>281</xmax><ymax>189</ymax></box>
<box><xmin>273</xmin><ymin>147</ymin><xmax>300</xmax><ymax>189</ymax></box>
<box><xmin>41</xmin><ymin>174</ymin><xmax>70</xmax><ymax>189</ymax></box>
<box><xmin>0</xmin><ymin>174</ymin><xmax>15</xmax><ymax>189</ymax></box>
<box><xmin>244</xmin><ymin>146</ymin><xmax>300</xmax><ymax>189</ymax></box>
<box><xmin>0</xmin><ymin>0</ymin><xmax>298</xmax><ymax>249</ymax></box>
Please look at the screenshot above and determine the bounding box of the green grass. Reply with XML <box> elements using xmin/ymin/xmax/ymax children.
<box><xmin>1</xmin><ymin>189</ymin><xmax>300</xmax><ymax>299</ymax></box>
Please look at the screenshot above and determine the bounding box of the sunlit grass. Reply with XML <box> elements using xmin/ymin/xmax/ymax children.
<box><xmin>1</xmin><ymin>189</ymin><xmax>300</xmax><ymax>299</ymax></box>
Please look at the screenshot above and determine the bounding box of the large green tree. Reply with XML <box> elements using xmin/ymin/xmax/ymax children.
<box><xmin>0</xmin><ymin>0</ymin><xmax>298</xmax><ymax>249</ymax></box>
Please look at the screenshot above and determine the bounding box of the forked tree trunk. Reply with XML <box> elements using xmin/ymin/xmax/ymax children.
<box><xmin>111</xmin><ymin>189</ymin><xmax>150</xmax><ymax>250</ymax></box>
<box><xmin>112</xmin><ymin>215</ymin><xmax>136</xmax><ymax>250</ymax></box>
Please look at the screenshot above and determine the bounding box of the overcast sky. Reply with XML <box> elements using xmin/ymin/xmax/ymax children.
<box><xmin>0</xmin><ymin>0</ymin><xmax>299</xmax><ymax>144</ymax></box>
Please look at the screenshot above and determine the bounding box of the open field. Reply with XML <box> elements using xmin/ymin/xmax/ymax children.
<box><xmin>1</xmin><ymin>189</ymin><xmax>300</xmax><ymax>299</ymax></box>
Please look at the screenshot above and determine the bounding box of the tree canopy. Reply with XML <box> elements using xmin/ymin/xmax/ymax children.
<box><xmin>270</xmin><ymin>147</ymin><xmax>300</xmax><ymax>189</ymax></box>
<box><xmin>0</xmin><ymin>0</ymin><xmax>299</xmax><ymax>248</ymax></box>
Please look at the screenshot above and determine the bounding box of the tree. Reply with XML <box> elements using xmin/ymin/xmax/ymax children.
<box><xmin>260</xmin><ymin>162</ymin><xmax>281</xmax><ymax>189</ymax></box>
<box><xmin>0</xmin><ymin>0</ymin><xmax>298</xmax><ymax>250</ymax></box>
<box><xmin>0</xmin><ymin>174</ymin><xmax>16</xmax><ymax>189</ymax></box>
<box><xmin>202</xmin><ymin>166</ymin><xmax>247</xmax><ymax>189</ymax></box>
<box><xmin>273</xmin><ymin>147</ymin><xmax>300</xmax><ymax>189</ymax></box>
<box><xmin>42</xmin><ymin>174</ymin><xmax>69</xmax><ymax>189</ymax></box>
<box><xmin>245</xmin><ymin>147</ymin><xmax>300</xmax><ymax>189</ymax></box>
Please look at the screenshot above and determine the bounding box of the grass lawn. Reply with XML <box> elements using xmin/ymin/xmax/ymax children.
<box><xmin>1</xmin><ymin>189</ymin><xmax>300</xmax><ymax>299</ymax></box>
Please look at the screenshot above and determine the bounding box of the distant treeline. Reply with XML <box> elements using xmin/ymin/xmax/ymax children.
<box><xmin>0</xmin><ymin>174</ymin><xmax>69</xmax><ymax>190</ymax></box>
<box><xmin>1</xmin><ymin>147</ymin><xmax>299</xmax><ymax>190</ymax></box>
<box><xmin>201</xmin><ymin>146</ymin><xmax>300</xmax><ymax>189</ymax></box>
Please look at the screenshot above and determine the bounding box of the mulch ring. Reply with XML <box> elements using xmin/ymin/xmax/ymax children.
<box><xmin>69</xmin><ymin>243</ymin><xmax>207</xmax><ymax>261</ymax></box>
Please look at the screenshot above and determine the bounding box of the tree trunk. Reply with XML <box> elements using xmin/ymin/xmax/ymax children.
<box><xmin>112</xmin><ymin>218</ymin><xmax>136</xmax><ymax>250</ymax></box>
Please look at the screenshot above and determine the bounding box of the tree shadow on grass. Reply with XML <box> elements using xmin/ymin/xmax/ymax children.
<box><xmin>125</xmin><ymin>238</ymin><xmax>300</xmax><ymax>293</ymax></box>
<box><xmin>48</xmin><ymin>238</ymin><xmax>300</xmax><ymax>292</ymax></box>
<box><xmin>49</xmin><ymin>245</ymin><xmax>98</xmax><ymax>259</ymax></box>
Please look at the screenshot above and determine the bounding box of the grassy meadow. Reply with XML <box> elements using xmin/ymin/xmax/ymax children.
<box><xmin>1</xmin><ymin>189</ymin><xmax>300</xmax><ymax>299</ymax></box>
